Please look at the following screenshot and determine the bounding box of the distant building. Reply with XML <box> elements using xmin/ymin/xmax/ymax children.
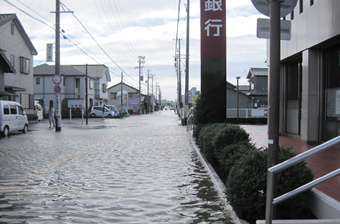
<box><xmin>226</xmin><ymin>81</ymin><xmax>252</xmax><ymax>109</ymax></box>
<box><xmin>247</xmin><ymin>67</ymin><xmax>268</xmax><ymax>108</ymax></box>
<box><xmin>0</xmin><ymin>14</ymin><xmax>38</xmax><ymax>112</ymax></box>
<box><xmin>188</xmin><ymin>87</ymin><xmax>200</xmax><ymax>107</ymax></box>
<box><xmin>107</xmin><ymin>82</ymin><xmax>140</xmax><ymax>115</ymax></box>
<box><xmin>34</xmin><ymin>63</ymin><xmax>110</xmax><ymax>117</ymax></box>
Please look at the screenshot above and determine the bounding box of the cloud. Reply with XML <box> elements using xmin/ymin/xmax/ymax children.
<box><xmin>1</xmin><ymin>0</ymin><xmax>267</xmax><ymax>100</ymax></box>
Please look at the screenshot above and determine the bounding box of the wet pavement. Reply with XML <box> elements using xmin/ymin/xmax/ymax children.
<box><xmin>0</xmin><ymin>110</ymin><xmax>237</xmax><ymax>223</ymax></box>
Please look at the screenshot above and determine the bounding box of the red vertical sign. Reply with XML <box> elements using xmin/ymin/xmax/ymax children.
<box><xmin>201</xmin><ymin>0</ymin><xmax>226</xmax><ymax>60</ymax></box>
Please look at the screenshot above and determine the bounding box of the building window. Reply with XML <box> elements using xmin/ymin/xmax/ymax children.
<box><xmin>110</xmin><ymin>92</ymin><xmax>116</xmax><ymax>100</ymax></box>
<box><xmin>10</xmin><ymin>54</ymin><xmax>15</xmax><ymax>67</ymax></box>
<box><xmin>323</xmin><ymin>45</ymin><xmax>340</xmax><ymax>141</ymax></box>
<box><xmin>102</xmin><ymin>84</ymin><xmax>106</xmax><ymax>93</ymax></box>
<box><xmin>75</xmin><ymin>78</ymin><xmax>80</xmax><ymax>88</ymax></box>
<box><xmin>20</xmin><ymin>57</ymin><xmax>30</xmax><ymax>74</ymax></box>
<box><xmin>95</xmin><ymin>83</ymin><xmax>100</xmax><ymax>91</ymax></box>
<box><xmin>11</xmin><ymin>23</ymin><xmax>14</xmax><ymax>35</ymax></box>
<box><xmin>310</xmin><ymin>0</ymin><xmax>314</xmax><ymax>6</ymax></box>
<box><xmin>299</xmin><ymin>0</ymin><xmax>303</xmax><ymax>14</ymax></box>
<box><xmin>89</xmin><ymin>79</ymin><xmax>93</xmax><ymax>89</ymax></box>
<box><xmin>36</xmin><ymin>77</ymin><xmax>40</xmax><ymax>85</ymax></box>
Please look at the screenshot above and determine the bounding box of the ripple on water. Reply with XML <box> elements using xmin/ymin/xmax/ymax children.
<box><xmin>0</xmin><ymin>114</ymin><xmax>236</xmax><ymax>224</ymax></box>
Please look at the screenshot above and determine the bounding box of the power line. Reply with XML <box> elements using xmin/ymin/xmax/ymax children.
<box><xmin>60</xmin><ymin>2</ymin><xmax>130</xmax><ymax>75</ymax></box>
<box><xmin>175</xmin><ymin>0</ymin><xmax>181</xmax><ymax>57</ymax></box>
<box><xmin>5</xmin><ymin>0</ymin><xmax>141</xmax><ymax>90</ymax></box>
<box><xmin>4</xmin><ymin>0</ymin><xmax>54</xmax><ymax>30</ymax></box>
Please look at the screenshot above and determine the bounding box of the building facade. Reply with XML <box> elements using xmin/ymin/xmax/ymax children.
<box><xmin>34</xmin><ymin>64</ymin><xmax>110</xmax><ymax>117</ymax></box>
<box><xmin>247</xmin><ymin>67</ymin><xmax>268</xmax><ymax>108</ymax></box>
<box><xmin>278</xmin><ymin>0</ymin><xmax>340</xmax><ymax>144</ymax></box>
<box><xmin>0</xmin><ymin>14</ymin><xmax>37</xmax><ymax>112</ymax></box>
<box><xmin>107</xmin><ymin>82</ymin><xmax>140</xmax><ymax>115</ymax></box>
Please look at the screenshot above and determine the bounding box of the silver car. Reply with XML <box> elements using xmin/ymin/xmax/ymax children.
<box><xmin>90</xmin><ymin>106</ymin><xmax>114</xmax><ymax>118</ymax></box>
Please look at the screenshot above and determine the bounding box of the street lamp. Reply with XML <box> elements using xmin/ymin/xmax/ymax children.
<box><xmin>236</xmin><ymin>76</ymin><xmax>241</xmax><ymax>123</ymax></box>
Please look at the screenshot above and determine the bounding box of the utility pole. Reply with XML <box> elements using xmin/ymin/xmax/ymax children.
<box><xmin>138</xmin><ymin>56</ymin><xmax>145</xmax><ymax>114</ymax></box>
<box><xmin>265</xmin><ymin>0</ymin><xmax>281</xmax><ymax>222</ymax></box>
<box><xmin>236</xmin><ymin>76</ymin><xmax>240</xmax><ymax>123</ymax></box>
<box><xmin>183</xmin><ymin>0</ymin><xmax>190</xmax><ymax>125</ymax></box>
<box><xmin>159</xmin><ymin>86</ymin><xmax>162</xmax><ymax>108</ymax></box>
<box><xmin>147</xmin><ymin>70</ymin><xmax>150</xmax><ymax>96</ymax></box>
<box><xmin>155</xmin><ymin>82</ymin><xmax>158</xmax><ymax>111</ymax></box>
<box><xmin>185</xmin><ymin>0</ymin><xmax>190</xmax><ymax>107</ymax></box>
<box><xmin>149</xmin><ymin>73</ymin><xmax>155</xmax><ymax>112</ymax></box>
<box><xmin>54</xmin><ymin>0</ymin><xmax>61</xmax><ymax>132</ymax></box>
<box><xmin>52</xmin><ymin>0</ymin><xmax>72</xmax><ymax>131</ymax></box>
<box><xmin>178</xmin><ymin>38</ymin><xmax>182</xmax><ymax>108</ymax></box>
<box><xmin>121</xmin><ymin>72</ymin><xmax>123</xmax><ymax>119</ymax></box>
<box><xmin>85</xmin><ymin>64</ymin><xmax>88</xmax><ymax>125</ymax></box>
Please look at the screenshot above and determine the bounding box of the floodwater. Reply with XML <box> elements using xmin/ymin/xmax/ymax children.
<box><xmin>0</xmin><ymin>110</ymin><xmax>237</xmax><ymax>223</ymax></box>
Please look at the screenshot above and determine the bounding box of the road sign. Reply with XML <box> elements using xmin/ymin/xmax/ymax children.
<box><xmin>251</xmin><ymin>0</ymin><xmax>298</xmax><ymax>18</ymax></box>
<box><xmin>52</xmin><ymin>75</ymin><xmax>62</xmax><ymax>84</ymax></box>
<box><xmin>257</xmin><ymin>18</ymin><xmax>291</xmax><ymax>40</ymax></box>
<box><xmin>54</xmin><ymin>85</ymin><xmax>62</xmax><ymax>94</ymax></box>
<box><xmin>46</xmin><ymin>43</ymin><xmax>53</xmax><ymax>62</ymax></box>
<box><xmin>68</xmin><ymin>100</ymin><xmax>84</xmax><ymax>108</ymax></box>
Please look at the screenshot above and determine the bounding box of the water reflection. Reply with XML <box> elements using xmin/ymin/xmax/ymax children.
<box><xmin>0</xmin><ymin>112</ymin><xmax>236</xmax><ymax>223</ymax></box>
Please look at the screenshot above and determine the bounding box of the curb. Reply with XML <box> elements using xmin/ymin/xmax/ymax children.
<box><xmin>187</xmin><ymin>131</ymin><xmax>248</xmax><ymax>224</ymax></box>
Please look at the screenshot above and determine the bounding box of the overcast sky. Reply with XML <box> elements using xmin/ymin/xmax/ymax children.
<box><xmin>2</xmin><ymin>0</ymin><xmax>267</xmax><ymax>101</ymax></box>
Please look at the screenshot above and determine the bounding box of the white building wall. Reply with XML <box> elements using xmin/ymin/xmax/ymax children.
<box><xmin>281</xmin><ymin>0</ymin><xmax>340</xmax><ymax>60</ymax></box>
<box><xmin>0</xmin><ymin>18</ymin><xmax>35</xmax><ymax>109</ymax></box>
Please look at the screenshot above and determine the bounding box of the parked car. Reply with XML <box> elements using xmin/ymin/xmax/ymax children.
<box><xmin>90</xmin><ymin>106</ymin><xmax>115</xmax><ymax>118</ymax></box>
<box><xmin>34</xmin><ymin>101</ymin><xmax>43</xmax><ymax>121</ymax></box>
<box><xmin>105</xmin><ymin>105</ymin><xmax>119</xmax><ymax>118</ymax></box>
<box><xmin>0</xmin><ymin>101</ymin><xmax>28</xmax><ymax>136</ymax></box>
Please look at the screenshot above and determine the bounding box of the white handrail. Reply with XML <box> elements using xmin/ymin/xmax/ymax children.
<box><xmin>265</xmin><ymin>136</ymin><xmax>340</xmax><ymax>224</ymax></box>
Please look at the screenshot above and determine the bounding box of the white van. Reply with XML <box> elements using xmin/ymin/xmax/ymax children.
<box><xmin>0</xmin><ymin>101</ymin><xmax>28</xmax><ymax>136</ymax></box>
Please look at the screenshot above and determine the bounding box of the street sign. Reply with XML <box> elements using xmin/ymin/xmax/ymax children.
<box><xmin>52</xmin><ymin>75</ymin><xmax>62</xmax><ymax>84</ymax></box>
<box><xmin>251</xmin><ymin>0</ymin><xmax>298</xmax><ymax>18</ymax></box>
<box><xmin>68</xmin><ymin>100</ymin><xmax>84</xmax><ymax>108</ymax></box>
<box><xmin>54</xmin><ymin>85</ymin><xmax>62</xmax><ymax>94</ymax></box>
<box><xmin>46</xmin><ymin>43</ymin><xmax>53</xmax><ymax>62</ymax></box>
<box><xmin>257</xmin><ymin>18</ymin><xmax>291</xmax><ymax>40</ymax></box>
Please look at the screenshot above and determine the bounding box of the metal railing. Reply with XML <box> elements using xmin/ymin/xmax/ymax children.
<box><xmin>265</xmin><ymin>136</ymin><xmax>340</xmax><ymax>224</ymax></box>
<box><xmin>186</xmin><ymin>107</ymin><xmax>195</xmax><ymax>132</ymax></box>
<box><xmin>227</xmin><ymin>108</ymin><xmax>267</xmax><ymax>118</ymax></box>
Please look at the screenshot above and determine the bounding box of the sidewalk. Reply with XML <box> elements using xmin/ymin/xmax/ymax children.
<box><xmin>242</xmin><ymin>125</ymin><xmax>340</xmax><ymax>203</ymax></box>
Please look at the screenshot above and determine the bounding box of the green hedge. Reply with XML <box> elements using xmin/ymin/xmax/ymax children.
<box><xmin>193</xmin><ymin>122</ymin><xmax>314</xmax><ymax>223</ymax></box>
<box><xmin>226</xmin><ymin>147</ymin><xmax>314</xmax><ymax>223</ymax></box>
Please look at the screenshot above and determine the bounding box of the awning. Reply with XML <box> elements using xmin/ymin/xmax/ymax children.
<box><xmin>0</xmin><ymin>91</ymin><xmax>16</xmax><ymax>97</ymax></box>
<box><xmin>5</xmin><ymin>85</ymin><xmax>26</xmax><ymax>92</ymax></box>
<box><xmin>0</xmin><ymin>50</ymin><xmax>16</xmax><ymax>73</ymax></box>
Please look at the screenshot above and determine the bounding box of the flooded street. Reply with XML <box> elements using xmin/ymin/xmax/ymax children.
<box><xmin>0</xmin><ymin>110</ymin><xmax>236</xmax><ymax>223</ymax></box>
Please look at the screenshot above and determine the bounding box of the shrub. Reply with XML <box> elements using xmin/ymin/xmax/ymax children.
<box><xmin>197</xmin><ymin>123</ymin><xmax>226</xmax><ymax>164</ymax></box>
<box><xmin>193</xmin><ymin>93</ymin><xmax>218</xmax><ymax>126</ymax></box>
<box><xmin>217</xmin><ymin>141</ymin><xmax>257</xmax><ymax>181</ymax></box>
<box><xmin>193</xmin><ymin>123</ymin><xmax>204</xmax><ymax>141</ymax></box>
<box><xmin>212</xmin><ymin>124</ymin><xmax>250</xmax><ymax>156</ymax></box>
<box><xmin>225</xmin><ymin>147</ymin><xmax>314</xmax><ymax>224</ymax></box>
